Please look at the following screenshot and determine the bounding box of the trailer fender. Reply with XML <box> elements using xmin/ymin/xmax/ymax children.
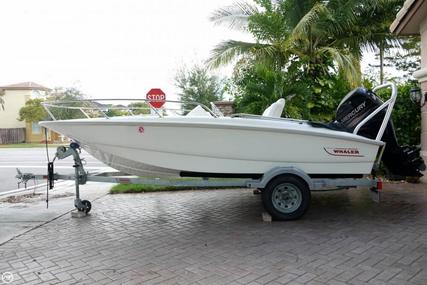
<box><xmin>246</xmin><ymin>167</ymin><xmax>313</xmax><ymax>189</ymax></box>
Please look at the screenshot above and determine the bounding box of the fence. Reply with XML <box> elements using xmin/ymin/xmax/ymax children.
<box><xmin>0</xmin><ymin>128</ymin><xmax>25</xmax><ymax>144</ymax></box>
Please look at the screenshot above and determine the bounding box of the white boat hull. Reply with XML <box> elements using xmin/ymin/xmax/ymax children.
<box><xmin>40</xmin><ymin>116</ymin><xmax>383</xmax><ymax>177</ymax></box>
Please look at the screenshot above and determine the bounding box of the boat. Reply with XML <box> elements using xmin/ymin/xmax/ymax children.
<box><xmin>39</xmin><ymin>83</ymin><xmax>425</xmax><ymax>179</ymax></box>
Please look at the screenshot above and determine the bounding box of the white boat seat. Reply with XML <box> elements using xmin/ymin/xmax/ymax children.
<box><xmin>186</xmin><ymin>105</ymin><xmax>213</xmax><ymax>117</ymax></box>
<box><xmin>262</xmin><ymin>98</ymin><xmax>285</xmax><ymax>118</ymax></box>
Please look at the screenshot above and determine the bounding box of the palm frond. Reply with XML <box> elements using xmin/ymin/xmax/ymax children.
<box><xmin>358</xmin><ymin>33</ymin><xmax>403</xmax><ymax>54</ymax></box>
<box><xmin>206</xmin><ymin>40</ymin><xmax>272</xmax><ymax>68</ymax></box>
<box><xmin>288</xmin><ymin>3</ymin><xmax>328</xmax><ymax>42</ymax></box>
<box><xmin>316</xmin><ymin>1</ymin><xmax>357</xmax><ymax>39</ymax></box>
<box><xmin>210</xmin><ymin>1</ymin><xmax>258</xmax><ymax>31</ymax></box>
<box><xmin>319</xmin><ymin>47</ymin><xmax>361</xmax><ymax>86</ymax></box>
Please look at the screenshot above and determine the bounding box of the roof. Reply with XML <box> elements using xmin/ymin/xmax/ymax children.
<box><xmin>0</xmin><ymin>82</ymin><xmax>51</xmax><ymax>91</ymax></box>
<box><xmin>213</xmin><ymin>101</ymin><xmax>234</xmax><ymax>106</ymax></box>
<box><xmin>390</xmin><ymin>0</ymin><xmax>427</xmax><ymax>35</ymax></box>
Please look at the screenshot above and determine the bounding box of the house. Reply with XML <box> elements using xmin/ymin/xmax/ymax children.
<box><xmin>391</xmin><ymin>0</ymin><xmax>427</xmax><ymax>180</ymax></box>
<box><xmin>0</xmin><ymin>82</ymin><xmax>59</xmax><ymax>144</ymax></box>
<box><xmin>213</xmin><ymin>101</ymin><xmax>235</xmax><ymax>116</ymax></box>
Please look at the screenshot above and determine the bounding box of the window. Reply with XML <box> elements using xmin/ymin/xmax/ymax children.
<box><xmin>31</xmin><ymin>90</ymin><xmax>44</xmax><ymax>99</ymax></box>
<box><xmin>32</xmin><ymin>122</ymin><xmax>41</xmax><ymax>134</ymax></box>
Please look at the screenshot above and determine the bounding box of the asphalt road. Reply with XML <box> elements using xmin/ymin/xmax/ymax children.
<box><xmin>0</xmin><ymin>147</ymin><xmax>107</xmax><ymax>193</ymax></box>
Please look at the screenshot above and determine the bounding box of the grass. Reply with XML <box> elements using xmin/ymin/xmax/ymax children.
<box><xmin>109</xmin><ymin>177</ymin><xmax>242</xmax><ymax>194</ymax></box>
<box><xmin>0</xmin><ymin>143</ymin><xmax>63</xmax><ymax>148</ymax></box>
<box><xmin>110</xmin><ymin>183</ymin><xmax>194</xmax><ymax>194</ymax></box>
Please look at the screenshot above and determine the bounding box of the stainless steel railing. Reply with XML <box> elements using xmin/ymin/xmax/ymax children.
<box><xmin>42</xmin><ymin>99</ymin><xmax>218</xmax><ymax>120</ymax></box>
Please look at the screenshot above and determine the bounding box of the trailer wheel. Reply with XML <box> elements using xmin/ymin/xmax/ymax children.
<box><xmin>262</xmin><ymin>175</ymin><xmax>310</xmax><ymax>220</ymax></box>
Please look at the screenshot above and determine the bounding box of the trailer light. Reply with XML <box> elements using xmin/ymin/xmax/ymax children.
<box><xmin>376</xmin><ymin>179</ymin><xmax>383</xmax><ymax>191</ymax></box>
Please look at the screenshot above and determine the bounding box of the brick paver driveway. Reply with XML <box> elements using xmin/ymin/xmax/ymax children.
<box><xmin>1</xmin><ymin>183</ymin><xmax>426</xmax><ymax>285</ymax></box>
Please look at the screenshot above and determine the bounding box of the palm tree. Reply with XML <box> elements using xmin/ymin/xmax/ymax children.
<box><xmin>208</xmin><ymin>1</ymin><xmax>283</xmax><ymax>69</ymax></box>
<box><xmin>348</xmin><ymin>0</ymin><xmax>403</xmax><ymax>83</ymax></box>
<box><xmin>281</xmin><ymin>0</ymin><xmax>361</xmax><ymax>85</ymax></box>
<box><xmin>208</xmin><ymin>0</ymin><xmax>403</xmax><ymax>85</ymax></box>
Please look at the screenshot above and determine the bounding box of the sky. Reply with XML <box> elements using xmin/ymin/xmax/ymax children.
<box><xmin>0</xmin><ymin>0</ymin><xmax>250</xmax><ymax>100</ymax></box>
<box><xmin>0</xmin><ymin>0</ymin><xmax>377</xmax><ymax>101</ymax></box>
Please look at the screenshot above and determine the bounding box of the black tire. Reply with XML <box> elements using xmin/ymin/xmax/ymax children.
<box><xmin>262</xmin><ymin>175</ymin><xmax>310</xmax><ymax>221</ymax></box>
<box><xmin>79</xmin><ymin>200</ymin><xmax>92</xmax><ymax>214</ymax></box>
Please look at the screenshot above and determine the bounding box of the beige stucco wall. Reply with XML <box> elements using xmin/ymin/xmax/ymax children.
<box><xmin>417</xmin><ymin>16</ymin><xmax>427</xmax><ymax>181</ymax></box>
<box><xmin>421</xmin><ymin>17</ymin><xmax>427</xmax><ymax>67</ymax></box>
<box><xmin>0</xmin><ymin>90</ymin><xmax>32</xmax><ymax>129</ymax></box>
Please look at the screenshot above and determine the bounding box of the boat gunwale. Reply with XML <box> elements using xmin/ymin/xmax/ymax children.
<box><xmin>40</xmin><ymin>117</ymin><xmax>385</xmax><ymax>147</ymax></box>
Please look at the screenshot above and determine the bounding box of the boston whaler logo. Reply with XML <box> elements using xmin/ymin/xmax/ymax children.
<box><xmin>324</xmin><ymin>147</ymin><xmax>364</xmax><ymax>157</ymax></box>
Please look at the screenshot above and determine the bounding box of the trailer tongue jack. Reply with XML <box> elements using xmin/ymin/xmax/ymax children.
<box><xmin>52</xmin><ymin>144</ymin><xmax>92</xmax><ymax>214</ymax></box>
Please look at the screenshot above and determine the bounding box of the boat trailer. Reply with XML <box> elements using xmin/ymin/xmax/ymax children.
<box><xmin>16</xmin><ymin>143</ymin><xmax>382</xmax><ymax>220</ymax></box>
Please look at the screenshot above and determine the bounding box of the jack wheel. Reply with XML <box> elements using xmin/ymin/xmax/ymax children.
<box><xmin>78</xmin><ymin>200</ymin><xmax>92</xmax><ymax>214</ymax></box>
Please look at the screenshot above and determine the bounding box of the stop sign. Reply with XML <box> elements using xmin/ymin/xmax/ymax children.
<box><xmin>146</xmin><ymin>88</ymin><xmax>166</xmax><ymax>109</ymax></box>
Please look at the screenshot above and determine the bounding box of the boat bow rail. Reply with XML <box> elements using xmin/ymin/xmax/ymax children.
<box><xmin>42</xmin><ymin>98</ymin><xmax>219</xmax><ymax>121</ymax></box>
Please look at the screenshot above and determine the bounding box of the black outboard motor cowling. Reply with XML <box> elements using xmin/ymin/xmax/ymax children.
<box><xmin>330</xmin><ymin>87</ymin><xmax>425</xmax><ymax>178</ymax></box>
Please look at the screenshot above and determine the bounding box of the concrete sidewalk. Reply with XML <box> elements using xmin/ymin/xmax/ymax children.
<box><xmin>0</xmin><ymin>182</ymin><xmax>112</xmax><ymax>245</ymax></box>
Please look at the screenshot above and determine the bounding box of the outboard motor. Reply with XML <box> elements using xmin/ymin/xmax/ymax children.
<box><xmin>330</xmin><ymin>87</ymin><xmax>425</xmax><ymax>178</ymax></box>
